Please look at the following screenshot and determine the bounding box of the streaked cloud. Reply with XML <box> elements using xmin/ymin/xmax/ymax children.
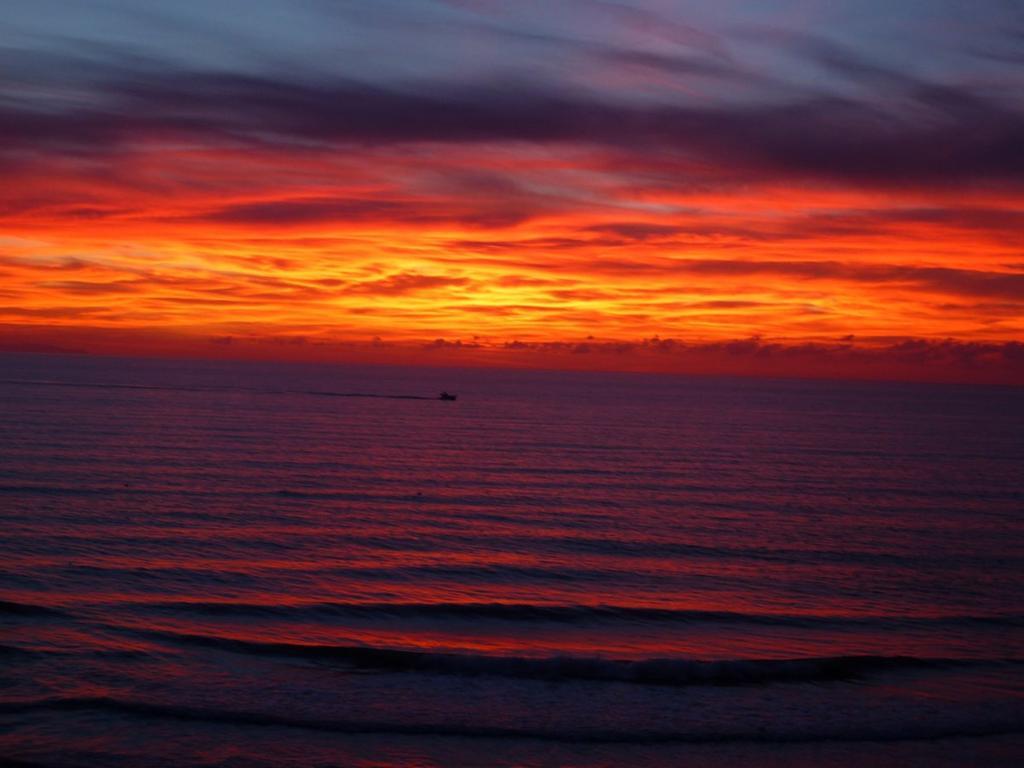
<box><xmin>0</xmin><ymin>0</ymin><xmax>1022</xmax><ymax>382</ymax></box>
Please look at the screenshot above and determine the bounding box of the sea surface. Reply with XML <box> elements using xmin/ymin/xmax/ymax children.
<box><xmin>1</xmin><ymin>352</ymin><xmax>1023</xmax><ymax>767</ymax></box>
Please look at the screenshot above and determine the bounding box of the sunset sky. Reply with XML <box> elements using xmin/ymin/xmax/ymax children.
<box><xmin>2</xmin><ymin>0</ymin><xmax>1023</xmax><ymax>381</ymax></box>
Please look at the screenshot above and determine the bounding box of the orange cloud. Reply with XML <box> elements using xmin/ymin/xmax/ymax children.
<box><xmin>1</xmin><ymin>47</ymin><xmax>1022</xmax><ymax>383</ymax></box>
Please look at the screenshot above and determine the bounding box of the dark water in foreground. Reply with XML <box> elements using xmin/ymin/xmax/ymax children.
<box><xmin>1</xmin><ymin>353</ymin><xmax>1023</xmax><ymax>767</ymax></box>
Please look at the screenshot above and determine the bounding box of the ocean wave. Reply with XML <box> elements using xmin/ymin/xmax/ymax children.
<box><xmin>136</xmin><ymin>599</ymin><xmax>1024</xmax><ymax>629</ymax></box>
<box><xmin>0</xmin><ymin>378</ymin><xmax>443</xmax><ymax>402</ymax></box>
<box><xmin>0</xmin><ymin>643</ymin><xmax>35</xmax><ymax>656</ymax></box>
<box><xmin>0</xmin><ymin>378</ymin><xmax>222</xmax><ymax>394</ymax></box>
<box><xmin>0</xmin><ymin>643</ymin><xmax>154</xmax><ymax>660</ymax></box>
<box><xmin>4</xmin><ymin>695</ymin><xmax>1022</xmax><ymax>744</ymax></box>
<box><xmin>0</xmin><ymin>599</ymin><xmax>67</xmax><ymax>617</ymax></box>
<box><xmin>129</xmin><ymin>628</ymin><xmax>1002</xmax><ymax>686</ymax></box>
<box><xmin>0</xmin><ymin>485</ymin><xmax>113</xmax><ymax>496</ymax></box>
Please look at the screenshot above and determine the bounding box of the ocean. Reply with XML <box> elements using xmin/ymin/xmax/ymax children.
<box><xmin>1</xmin><ymin>352</ymin><xmax>1022</xmax><ymax>767</ymax></box>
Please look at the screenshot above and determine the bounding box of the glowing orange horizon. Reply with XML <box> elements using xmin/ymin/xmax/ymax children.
<box><xmin>2</xmin><ymin>140</ymin><xmax>1022</xmax><ymax>384</ymax></box>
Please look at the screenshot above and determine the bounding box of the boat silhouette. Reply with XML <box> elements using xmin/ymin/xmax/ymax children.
<box><xmin>439</xmin><ymin>391</ymin><xmax>457</xmax><ymax>401</ymax></box>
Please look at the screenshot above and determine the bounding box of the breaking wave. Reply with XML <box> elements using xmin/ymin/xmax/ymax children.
<box><xmin>131</xmin><ymin>627</ymin><xmax>999</xmax><ymax>687</ymax></box>
<box><xmin>4</xmin><ymin>695</ymin><xmax>1022</xmax><ymax>744</ymax></box>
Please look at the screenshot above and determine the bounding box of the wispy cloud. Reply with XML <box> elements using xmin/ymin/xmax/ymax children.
<box><xmin>347</xmin><ymin>272</ymin><xmax>472</xmax><ymax>295</ymax></box>
<box><xmin>3</xmin><ymin>60</ymin><xmax>1022</xmax><ymax>188</ymax></box>
<box><xmin>0</xmin><ymin>1</ymin><xmax>1022</xmax><ymax>381</ymax></box>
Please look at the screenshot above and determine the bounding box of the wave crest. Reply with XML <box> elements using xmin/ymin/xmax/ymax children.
<box><xmin>5</xmin><ymin>695</ymin><xmax>1022</xmax><ymax>744</ymax></box>
<box><xmin>133</xmin><ymin>628</ymin><xmax>989</xmax><ymax>687</ymax></box>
